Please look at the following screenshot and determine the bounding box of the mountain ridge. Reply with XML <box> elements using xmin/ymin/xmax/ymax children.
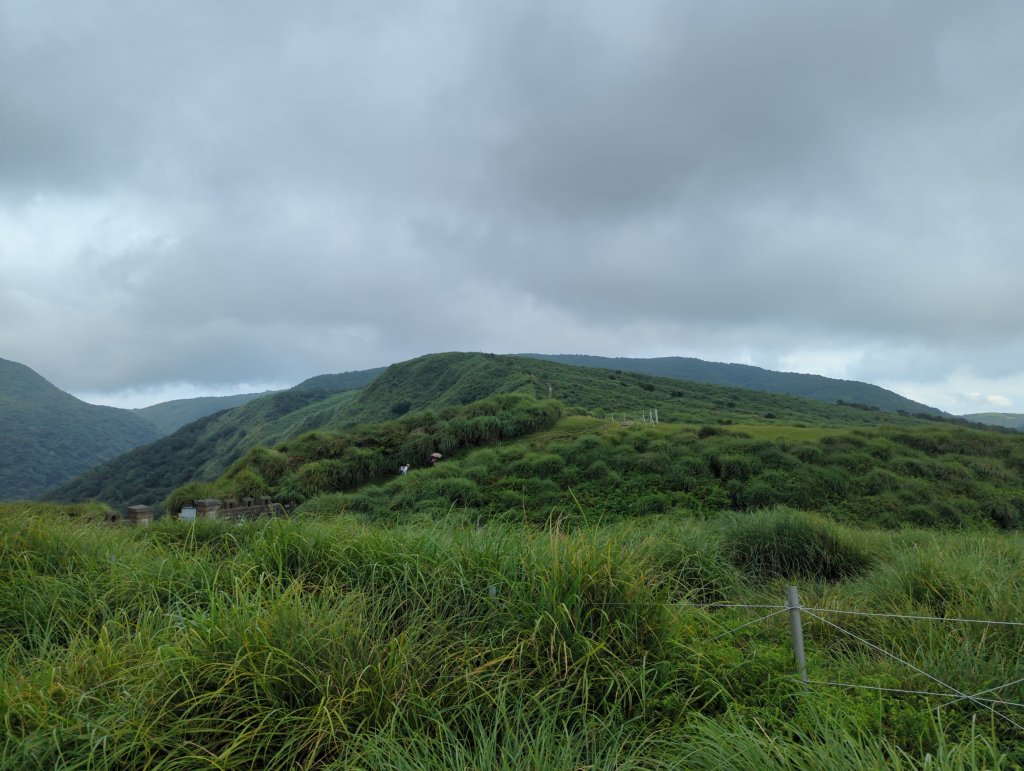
<box><xmin>518</xmin><ymin>354</ymin><xmax>944</xmax><ymax>416</ymax></box>
<box><xmin>963</xmin><ymin>412</ymin><xmax>1024</xmax><ymax>432</ymax></box>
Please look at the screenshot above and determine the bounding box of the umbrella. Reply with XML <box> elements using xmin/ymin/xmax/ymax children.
<box><xmin>430</xmin><ymin>452</ymin><xmax>443</xmax><ymax>458</ymax></box>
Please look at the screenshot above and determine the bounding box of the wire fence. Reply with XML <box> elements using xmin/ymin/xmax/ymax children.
<box><xmin>709</xmin><ymin>587</ymin><xmax>1024</xmax><ymax>732</ymax></box>
<box><xmin>390</xmin><ymin>587</ymin><xmax>1022</xmax><ymax>732</ymax></box>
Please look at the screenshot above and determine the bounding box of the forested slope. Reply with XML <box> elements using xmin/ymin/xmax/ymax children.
<box><xmin>0</xmin><ymin>358</ymin><xmax>159</xmax><ymax>499</ymax></box>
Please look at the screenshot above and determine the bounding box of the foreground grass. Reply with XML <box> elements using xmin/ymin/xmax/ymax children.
<box><xmin>1</xmin><ymin>504</ymin><xmax>1021</xmax><ymax>768</ymax></box>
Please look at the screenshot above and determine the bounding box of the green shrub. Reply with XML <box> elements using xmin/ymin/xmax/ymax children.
<box><xmin>297</xmin><ymin>459</ymin><xmax>349</xmax><ymax>495</ymax></box>
<box><xmin>162</xmin><ymin>481</ymin><xmax>220</xmax><ymax>516</ymax></box>
<box><xmin>722</xmin><ymin>507</ymin><xmax>872</xmax><ymax>582</ymax></box>
<box><xmin>426</xmin><ymin>477</ymin><xmax>481</xmax><ymax>506</ymax></box>
<box><xmin>792</xmin><ymin>444</ymin><xmax>824</xmax><ymax>463</ymax></box>
<box><xmin>293</xmin><ymin>493</ymin><xmax>353</xmax><ymax>517</ymax></box>
<box><xmin>861</xmin><ymin>468</ymin><xmax>903</xmax><ymax>495</ymax></box>
<box><xmin>225</xmin><ymin>446</ymin><xmax>291</xmax><ymax>486</ymax></box>
<box><xmin>272</xmin><ymin>471</ymin><xmax>308</xmax><ymax>505</ymax></box>
<box><xmin>232</xmin><ymin>467</ymin><xmax>269</xmax><ymax>499</ymax></box>
<box><xmin>583</xmin><ymin>460</ymin><xmax>618</xmax><ymax>482</ymax></box>
<box><xmin>853</xmin><ymin>532</ymin><xmax>1024</xmax><ymax>622</ymax></box>
<box><xmin>708</xmin><ymin>454</ymin><xmax>762</xmax><ymax>482</ymax></box>
<box><xmin>509</xmin><ymin>453</ymin><xmax>566</xmax><ymax>478</ymax></box>
<box><xmin>737</xmin><ymin>466</ymin><xmax>847</xmax><ymax>514</ymax></box>
<box><xmin>627</xmin><ymin>492</ymin><xmax>672</xmax><ymax>517</ymax></box>
<box><xmin>617</xmin><ymin>518</ymin><xmax>740</xmax><ymax>603</ymax></box>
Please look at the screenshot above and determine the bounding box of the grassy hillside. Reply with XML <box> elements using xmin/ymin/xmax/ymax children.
<box><xmin>1</xmin><ymin>503</ymin><xmax>1020</xmax><ymax>767</ymax></box>
<box><xmin>0</xmin><ymin>358</ymin><xmax>160</xmax><ymax>500</ymax></box>
<box><xmin>196</xmin><ymin>402</ymin><xmax>1024</xmax><ymax>532</ymax></box>
<box><xmin>145</xmin><ymin>353</ymin><xmax>1023</xmax><ymax>532</ymax></box>
<box><xmin>523</xmin><ymin>353</ymin><xmax>946</xmax><ymax>416</ymax></box>
<box><xmin>134</xmin><ymin>392</ymin><xmax>274</xmax><ymax>435</ymax></box>
<box><xmin>50</xmin><ymin>353</ymin><xmax>940</xmax><ymax>508</ymax></box>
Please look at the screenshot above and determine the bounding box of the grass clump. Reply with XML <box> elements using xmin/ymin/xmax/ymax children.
<box><xmin>722</xmin><ymin>506</ymin><xmax>872</xmax><ymax>582</ymax></box>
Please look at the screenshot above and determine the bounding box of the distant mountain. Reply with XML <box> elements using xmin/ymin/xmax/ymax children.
<box><xmin>135</xmin><ymin>392</ymin><xmax>274</xmax><ymax>435</ymax></box>
<box><xmin>1</xmin><ymin>357</ymin><xmax>370</xmax><ymax>501</ymax></box>
<box><xmin>520</xmin><ymin>354</ymin><xmax>944</xmax><ymax>416</ymax></box>
<box><xmin>47</xmin><ymin>366</ymin><xmax>385</xmax><ymax>507</ymax></box>
<box><xmin>0</xmin><ymin>358</ymin><xmax>160</xmax><ymax>500</ymax></box>
<box><xmin>291</xmin><ymin>367</ymin><xmax>386</xmax><ymax>393</ymax></box>
<box><xmin>962</xmin><ymin>413</ymin><xmax>1024</xmax><ymax>432</ymax></box>
<box><xmin>49</xmin><ymin>352</ymin><xmax>938</xmax><ymax>508</ymax></box>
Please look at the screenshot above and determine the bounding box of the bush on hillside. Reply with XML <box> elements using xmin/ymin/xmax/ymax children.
<box><xmin>297</xmin><ymin>460</ymin><xmax>350</xmax><ymax>496</ymax></box>
<box><xmin>855</xmin><ymin>534</ymin><xmax>1024</xmax><ymax>620</ymax></box>
<box><xmin>722</xmin><ymin>507</ymin><xmax>871</xmax><ymax>582</ymax></box>
<box><xmin>232</xmin><ymin>468</ymin><xmax>269</xmax><ymax>499</ymax></box>
<box><xmin>629</xmin><ymin>520</ymin><xmax>741</xmax><ymax>603</ymax></box>
<box><xmin>225</xmin><ymin>446</ymin><xmax>290</xmax><ymax>486</ymax></box>
<box><xmin>163</xmin><ymin>481</ymin><xmax>220</xmax><ymax>516</ymax></box>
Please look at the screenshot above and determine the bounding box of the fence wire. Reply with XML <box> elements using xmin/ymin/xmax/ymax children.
<box><xmin>662</xmin><ymin>590</ymin><xmax>1024</xmax><ymax>732</ymax></box>
<box><xmin>468</xmin><ymin>586</ymin><xmax>1024</xmax><ymax>730</ymax></box>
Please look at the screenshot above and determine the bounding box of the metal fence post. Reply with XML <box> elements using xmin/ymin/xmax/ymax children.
<box><xmin>787</xmin><ymin>585</ymin><xmax>808</xmax><ymax>683</ymax></box>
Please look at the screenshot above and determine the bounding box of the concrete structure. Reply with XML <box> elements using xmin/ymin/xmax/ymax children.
<box><xmin>125</xmin><ymin>505</ymin><xmax>154</xmax><ymax>526</ymax></box>
<box><xmin>114</xmin><ymin>497</ymin><xmax>293</xmax><ymax>527</ymax></box>
<box><xmin>194</xmin><ymin>499</ymin><xmax>223</xmax><ymax>518</ymax></box>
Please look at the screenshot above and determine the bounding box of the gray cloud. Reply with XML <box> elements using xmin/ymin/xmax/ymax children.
<box><xmin>2</xmin><ymin>0</ymin><xmax>1023</xmax><ymax>412</ymax></box>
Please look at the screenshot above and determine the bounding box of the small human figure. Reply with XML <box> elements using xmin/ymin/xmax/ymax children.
<box><xmin>399</xmin><ymin>464</ymin><xmax>409</xmax><ymax>475</ymax></box>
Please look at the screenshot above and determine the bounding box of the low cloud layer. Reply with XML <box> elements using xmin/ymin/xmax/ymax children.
<box><xmin>2</xmin><ymin>1</ymin><xmax>1023</xmax><ymax>412</ymax></box>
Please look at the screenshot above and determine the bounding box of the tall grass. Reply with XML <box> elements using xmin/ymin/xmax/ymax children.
<box><xmin>1</xmin><ymin>506</ymin><xmax>1021</xmax><ymax>768</ymax></box>
<box><xmin>721</xmin><ymin>506</ymin><xmax>872</xmax><ymax>581</ymax></box>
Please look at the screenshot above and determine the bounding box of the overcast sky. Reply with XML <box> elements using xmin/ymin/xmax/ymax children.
<box><xmin>2</xmin><ymin>1</ymin><xmax>1023</xmax><ymax>414</ymax></box>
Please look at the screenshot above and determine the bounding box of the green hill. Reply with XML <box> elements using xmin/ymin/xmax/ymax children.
<box><xmin>341</xmin><ymin>352</ymin><xmax>937</xmax><ymax>429</ymax></box>
<box><xmin>0</xmin><ymin>358</ymin><xmax>160</xmax><ymax>500</ymax></box>
<box><xmin>134</xmin><ymin>392</ymin><xmax>274</xmax><ymax>435</ymax></box>
<box><xmin>183</xmin><ymin>356</ymin><xmax>1024</xmax><ymax>532</ymax></box>
<box><xmin>59</xmin><ymin>350</ymin><xmax>957</xmax><ymax>510</ymax></box>
<box><xmin>962</xmin><ymin>412</ymin><xmax>1024</xmax><ymax>432</ymax></box>
<box><xmin>521</xmin><ymin>353</ymin><xmax>945</xmax><ymax>415</ymax></box>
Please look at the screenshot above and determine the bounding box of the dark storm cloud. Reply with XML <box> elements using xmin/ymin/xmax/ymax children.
<box><xmin>1</xmin><ymin>0</ymin><xmax>1023</xmax><ymax>411</ymax></box>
